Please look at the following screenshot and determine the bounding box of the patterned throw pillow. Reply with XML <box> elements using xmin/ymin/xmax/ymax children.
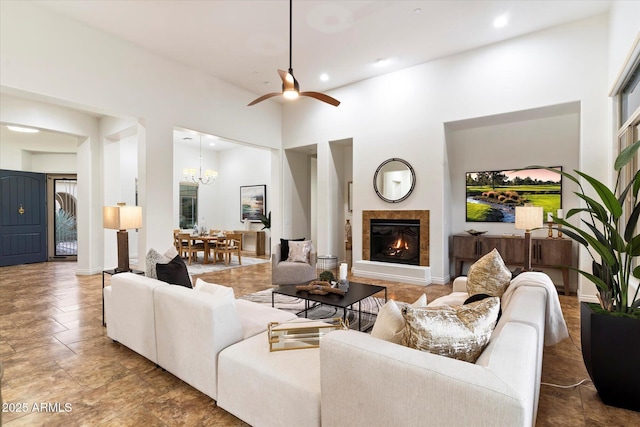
<box><xmin>371</xmin><ymin>294</ymin><xmax>428</xmax><ymax>344</ymax></box>
<box><xmin>287</xmin><ymin>240</ymin><xmax>312</xmax><ymax>263</ymax></box>
<box><xmin>466</xmin><ymin>248</ymin><xmax>511</xmax><ymax>298</ymax></box>
<box><xmin>145</xmin><ymin>247</ymin><xmax>180</xmax><ymax>279</ymax></box>
<box><xmin>402</xmin><ymin>297</ymin><xmax>500</xmax><ymax>363</ymax></box>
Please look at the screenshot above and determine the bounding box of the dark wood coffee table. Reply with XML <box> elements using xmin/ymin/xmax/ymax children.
<box><xmin>271</xmin><ymin>281</ymin><xmax>387</xmax><ymax>331</ymax></box>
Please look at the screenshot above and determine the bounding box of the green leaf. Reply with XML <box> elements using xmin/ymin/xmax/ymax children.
<box><xmin>625</xmin><ymin>202</ymin><xmax>640</xmax><ymax>242</ymax></box>
<box><xmin>574</xmin><ymin>192</ymin><xmax>608</xmax><ymax>222</ymax></box>
<box><xmin>614</xmin><ymin>139</ymin><xmax>640</xmax><ymax>171</ymax></box>
<box><xmin>629</xmin><ymin>234</ymin><xmax>640</xmax><ymax>257</ymax></box>
<box><xmin>572</xmin><ymin>267</ymin><xmax>611</xmax><ymax>292</ymax></box>
<box><xmin>634</xmin><ymin>265</ymin><xmax>640</xmax><ymax>279</ymax></box>
<box><xmin>576</xmin><ymin>171</ymin><xmax>623</xmax><ymax>219</ymax></box>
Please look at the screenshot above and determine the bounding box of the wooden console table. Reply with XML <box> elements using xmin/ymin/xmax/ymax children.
<box><xmin>233</xmin><ymin>230</ymin><xmax>266</xmax><ymax>256</ymax></box>
<box><xmin>452</xmin><ymin>234</ymin><xmax>572</xmax><ymax>295</ymax></box>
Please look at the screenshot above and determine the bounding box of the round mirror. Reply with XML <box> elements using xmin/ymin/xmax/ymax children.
<box><xmin>373</xmin><ymin>158</ymin><xmax>416</xmax><ymax>203</ymax></box>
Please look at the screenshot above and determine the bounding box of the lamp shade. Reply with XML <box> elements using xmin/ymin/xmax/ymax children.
<box><xmin>515</xmin><ymin>206</ymin><xmax>543</xmax><ymax>231</ymax></box>
<box><xmin>103</xmin><ymin>204</ymin><xmax>142</xmax><ymax>230</ymax></box>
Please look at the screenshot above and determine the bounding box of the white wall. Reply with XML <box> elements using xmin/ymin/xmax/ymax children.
<box><xmin>446</xmin><ymin>104</ymin><xmax>581</xmax><ymax>286</ymax></box>
<box><xmin>215</xmin><ymin>145</ymin><xmax>271</xmax><ymax>232</ymax></box>
<box><xmin>1</xmin><ymin>1</ymin><xmax>282</xmax><ymax>273</ymax></box>
<box><xmin>282</xmin><ymin>14</ymin><xmax>610</xmax><ymax>287</ymax></box>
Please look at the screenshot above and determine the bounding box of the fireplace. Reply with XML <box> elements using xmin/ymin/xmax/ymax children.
<box><xmin>370</xmin><ymin>219</ymin><xmax>420</xmax><ymax>266</ymax></box>
<box><xmin>362</xmin><ymin>210</ymin><xmax>429</xmax><ymax>267</ymax></box>
<box><xmin>356</xmin><ymin>210</ymin><xmax>431</xmax><ymax>286</ymax></box>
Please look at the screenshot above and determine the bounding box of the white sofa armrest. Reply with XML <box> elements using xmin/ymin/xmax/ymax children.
<box><xmin>321</xmin><ymin>324</ymin><xmax>538</xmax><ymax>427</ymax></box>
<box><xmin>109</xmin><ymin>273</ymin><xmax>168</xmax><ymax>363</ymax></box>
<box><xmin>153</xmin><ymin>285</ymin><xmax>243</xmax><ymax>400</ymax></box>
<box><xmin>452</xmin><ymin>276</ymin><xmax>468</xmax><ymax>292</ymax></box>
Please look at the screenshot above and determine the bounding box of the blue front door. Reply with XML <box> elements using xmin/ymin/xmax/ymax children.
<box><xmin>0</xmin><ymin>170</ymin><xmax>47</xmax><ymax>266</ymax></box>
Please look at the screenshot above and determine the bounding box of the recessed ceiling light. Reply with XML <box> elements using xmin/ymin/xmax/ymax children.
<box><xmin>209</xmin><ymin>142</ymin><xmax>215</xmax><ymax>147</ymax></box>
<box><xmin>494</xmin><ymin>14</ymin><xmax>508</xmax><ymax>28</ymax></box>
<box><xmin>7</xmin><ymin>125</ymin><xmax>39</xmax><ymax>133</ymax></box>
<box><xmin>413</xmin><ymin>8</ymin><xmax>422</xmax><ymax>14</ymax></box>
<box><xmin>183</xmin><ymin>136</ymin><xmax>192</xmax><ymax>141</ymax></box>
<box><xmin>320</xmin><ymin>73</ymin><xmax>329</xmax><ymax>82</ymax></box>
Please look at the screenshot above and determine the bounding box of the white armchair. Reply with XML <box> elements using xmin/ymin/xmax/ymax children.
<box><xmin>271</xmin><ymin>242</ymin><xmax>317</xmax><ymax>285</ymax></box>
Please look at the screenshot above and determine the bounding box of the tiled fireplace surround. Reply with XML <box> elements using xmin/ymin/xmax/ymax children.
<box><xmin>354</xmin><ymin>210</ymin><xmax>431</xmax><ymax>286</ymax></box>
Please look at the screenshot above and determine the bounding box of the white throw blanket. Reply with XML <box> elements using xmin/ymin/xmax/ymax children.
<box><xmin>501</xmin><ymin>271</ymin><xmax>569</xmax><ymax>346</ymax></box>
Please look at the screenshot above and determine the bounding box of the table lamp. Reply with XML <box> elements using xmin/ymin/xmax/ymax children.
<box><xmin>103</xmin><ymin>203</ymin><xmax>143</xmax><ymax>272</ymax></box>
<box><xmin>515</xmin><ymin>204</ymin><xmax>543</xmax><ymax>271</ymax></box>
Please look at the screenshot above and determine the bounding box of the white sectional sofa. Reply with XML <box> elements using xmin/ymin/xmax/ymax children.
<box><xmin>103</xmin><ymin>273</ymin><xmax>296</xmax><ymax>400</ymax></box>
<box><xmin>320</xmin><ymin>272</ymin><xmax>564</xmax><ymax>427</ymax></box>
<box><xmin>104</xmin><ymin>270</ymin><xmax>565</xmax><ymax>427</ymax></box>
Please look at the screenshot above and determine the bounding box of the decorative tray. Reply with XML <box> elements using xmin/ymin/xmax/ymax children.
<box><xmin>268</xmin><ymin>318</ymin><xmax>348</xmax><ymax>352</ymax></box>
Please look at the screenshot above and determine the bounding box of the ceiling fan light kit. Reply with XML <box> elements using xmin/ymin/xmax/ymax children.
<box><xmin>248</xmin><ymin>0</ymin><xmax>340</xmax><ymax>107</ymax></box>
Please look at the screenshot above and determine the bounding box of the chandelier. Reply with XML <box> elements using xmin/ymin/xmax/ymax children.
<box><xmin>183</xmin><ymin>136</ymin><xmax>218</xmax><ymax>185</ymax></box>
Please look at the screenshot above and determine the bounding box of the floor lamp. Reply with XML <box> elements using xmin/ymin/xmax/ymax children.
<box><xmin>103</xmin><ymin>203</ymin><xmax>143</xmax><ymax>272</ymax></box>
<box><xmin>515</xmin><ymin>205</ymin><xmax>543</xmax><ymax>271</ymax></box>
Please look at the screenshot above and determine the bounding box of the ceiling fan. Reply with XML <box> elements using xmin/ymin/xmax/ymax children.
<box><xmin>248</xmin><ymin>0</ymin><xmax>340</xmax><ymax>107</ymax></box>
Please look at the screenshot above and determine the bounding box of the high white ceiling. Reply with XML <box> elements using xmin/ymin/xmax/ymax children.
<box><xmin>3</xmin><ymin>1</ymin><xmax>613</xmax><ymax>153</ymax></box>
<box><xmin>34</xmin><ymin>0</ymin><xmax>612</xmax><ymax>98</ymax></box>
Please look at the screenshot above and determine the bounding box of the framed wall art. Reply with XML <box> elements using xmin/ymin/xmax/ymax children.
<box><xmin>465</xmin><ymin>166</ymin><xmax>562</xmax><ymax>223</ymax></box>
<box><xmin>240</xmin><ymin>185</ymin><xmax>266</xmax><ymax>222</ymax></box>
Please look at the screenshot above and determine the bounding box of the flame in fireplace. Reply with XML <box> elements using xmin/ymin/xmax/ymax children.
<box><xmin>392</xmin><ymin>237</ymin><xmax>409</xmax><ymax>250</ymax></box>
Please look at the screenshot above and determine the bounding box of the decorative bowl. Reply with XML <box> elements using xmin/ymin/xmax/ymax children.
<box><xmin>465</xmin><ymin>229</ymin><xmax>487</xmax><ymax>236</ymax></box>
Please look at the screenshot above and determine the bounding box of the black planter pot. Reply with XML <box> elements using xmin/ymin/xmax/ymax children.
<box><xmin>580</xmin><ymin>302</ymin><xmax>640</xmax><ymax>412</ymax></box>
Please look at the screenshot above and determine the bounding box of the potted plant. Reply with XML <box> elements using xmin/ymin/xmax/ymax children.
<box><xmin>258</xmin><ymin>211</ymin><xmax>271</xmax><ymax>255</ymax></box>
<box><xmin>541</xmin><ymin>139</ymin><xmax>640</xmax><ymax>412</ymax></box>
<box><xmin>258</xmin><ymin>211</ymin><xmax>271</xmax><ymax>230</ymax></box>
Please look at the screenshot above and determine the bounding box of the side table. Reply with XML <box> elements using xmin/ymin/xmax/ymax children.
<box><xmin>102</xmin><ymin>268</ymin><xmax>144</xmax><ymax>326</ymax></box>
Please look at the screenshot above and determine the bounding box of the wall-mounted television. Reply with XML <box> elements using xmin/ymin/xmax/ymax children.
<box><xmin>465</xmin><ymin>167</ymin><xmax>562</xmax><ymax>223</ymax></box>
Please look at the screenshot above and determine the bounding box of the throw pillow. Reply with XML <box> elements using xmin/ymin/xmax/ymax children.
<box><xmin>194</xmin><ymin>278</ymin><xmax>235</xmax><ymax>300</ymax></box>
<box><xmin>280</xmin><ymin>238</ymin><xmax>305</xmax><ymax>261</ymax></box>
<box><xmin>402</xmin><ymin>297</ymin><xmax>500</xmax><ymax>363</ymax></box>
<box><xmin>464</xmin><ymin>293</ymin><xmax>502</xmax><ymax>322</ymax></box>
<box><xmin>156</xmin><ymin>255</ymin><xmax>192</xmax><ymax>288</ymax></box>
<box><xmin>371</xmin><ymin>294</ymin><xmax>427</xmax><ymax>344</ymax></box>
<box><xmin>145</xmin><ymin>247</ymin><xmax>180</xmax><ymax>279</ymax></box>
<box><xmin>466</xmin><ymin>248</ymin><xmax>511</xmax><ymax>298</ymax></box>
<box><xmin>287</xmin><ymin>240</ymin><xmax>312</xmax><ymax>263</ymax></box>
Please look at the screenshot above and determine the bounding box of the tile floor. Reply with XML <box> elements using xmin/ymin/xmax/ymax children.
<box><xmin>0</xmin><ymin>259</ymin><xmax>638</xmax><ymax>426</ymax></box>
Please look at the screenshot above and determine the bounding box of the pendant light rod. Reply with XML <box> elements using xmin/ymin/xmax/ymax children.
<box><xmin>288</xmin><ymin>0</ymin><xmax>293</xmax><ymax>73</ymax></box>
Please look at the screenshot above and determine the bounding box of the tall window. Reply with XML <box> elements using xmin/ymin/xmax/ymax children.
<box><xmin>616</xmin><ymin>53</ymin><xmax>640</xmax><ymax>271</ymax></box>
<box><xmin>179</xmin><ymin>183</ymin><xmax>198</xmax><ymax>229</ymax></box>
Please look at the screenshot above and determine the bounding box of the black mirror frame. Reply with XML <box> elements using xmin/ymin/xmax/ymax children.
<box><xmin>373</xmin><ymin>158</ymin><xmax>416</xmax><ymax>203</ymax></box>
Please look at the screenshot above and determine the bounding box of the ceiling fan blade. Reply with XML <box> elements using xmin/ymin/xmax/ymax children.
<box><xmin>300</xmin><ymin>91</ymin><xmax>341</xmax><ymax>107</ymax></box>
<box><xmin>247</xmin><ymin>92</ymin><xmax>282</xmax><ymax>106</ymax></box>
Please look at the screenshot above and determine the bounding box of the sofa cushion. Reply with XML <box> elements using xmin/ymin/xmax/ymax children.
<box><xmin>466</xmin><ymin>248</ymin><xmax>511</xmax><ymax>298</ymax></box>
<box><xmin>145</xmin><ymin>247</ymin><xmax>179</xmax><ymax>279</ymax></box>
<box><xmin>402</xmin><ymin>297</ymin><xmax>500</xmax><ymax>363</ymax></box>
<box><xmin>194</xmin><ymin>278</ymin><xmax>235</xmax><ymax>300</ymax></box>
<box><xmin>371</xmin><ymin>294</ymin><xmax>427</xmax><ymax>344</ymax></box>
<box><xmin>280</xmin><ymin>237</ymin><xmax>305</xmax><ymax>260</ymax></box>
<box><xmin>287</xmin><ymin>240</ymin><xmax>312</xmax><ymax>263</ymax></box>
<box><xmin>156</xmin><ymin>255</ymin><xmax>192</xmax><ymax>288</ymax></box>
<box><xmin>235</xmin><ymin>299</ymin><xmax>298</xmax><ymax>339</ymax></box>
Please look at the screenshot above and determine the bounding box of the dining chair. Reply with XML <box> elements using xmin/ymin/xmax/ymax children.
<box><xmin>214</xmin><ymin>232</ymin><xmax>242</xmax><ymax>265</ymax></box>
<box><xmin>173</xmin><ymin>230</ymin><xmax>188</xmax><ymax>258</ymax></box>
<box><xmin>178</xmin><ymin>232</ymin><xmax>205</xmax><ymax>265</ymax></box>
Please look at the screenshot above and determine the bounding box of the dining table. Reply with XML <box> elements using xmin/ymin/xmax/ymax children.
<box><xmin>182</xmin><ymin>234</ymin><xmax>224</xmax><ymax>264</ymax></box>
